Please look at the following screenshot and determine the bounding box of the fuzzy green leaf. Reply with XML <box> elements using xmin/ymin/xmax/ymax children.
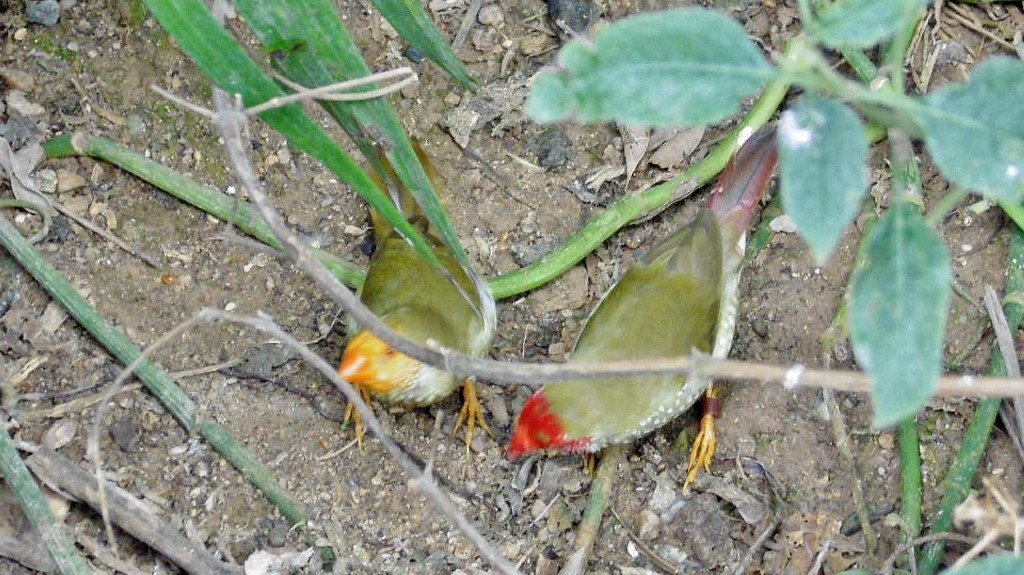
<box><xmin>526</xmin><ymin>8</ymin><xmax>774</xmax><ymax>127</ymax></box>
<box><xmin>812</xmin><ymin>0</ymin><xmax>930</xmax><ymax>49</ymax></box>
<box><xmin>921</xmin><ymin>57</ymin><xmax>1024</xmax><ymax>202</ymax></box>
<box><xmin>850</xmin><ymin>201</ymin><xmax>951</xmax><ymax>427</ymax></box>
<box><xmin>778</xmin><ymin>96</ymin><xmax>869</xmax><ymax>262</ymax></box>
<box><xmin>942</xmin><ymin>555</ymin><xmax>1024</xmax><ymax>575</ymax></box>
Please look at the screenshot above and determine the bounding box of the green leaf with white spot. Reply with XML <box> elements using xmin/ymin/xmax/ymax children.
<box><xmin>526</xmin><ymin>8</ymin><xmax>775</xmax><ymax>127</ymax></box>
<box><xmin>850</xmin><ymin>201</ymin><xmax>951</xmax><ymax>427</ymax></box>
<box><xmin>778</xmin><ymin>96</ymin><xmax>869</xmax><ymax>263</ymax></box>
<box><xmin>921</xmin><ymin>57</ymin><xmax>1024</xmax><ymax>202</ymax></box>
<box><xmin>812</xmin><ymin>0</ymin><xmax>930</xmax><ymax>49</ymax></box>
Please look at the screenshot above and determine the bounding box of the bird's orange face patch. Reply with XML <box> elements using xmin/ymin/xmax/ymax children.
<box><xmin>507</xmin><ymin>391</ymin><xmax>590</xmax><ymax>458</ymax></box>
<box><xmin>338</xmin><ymin>330</ymin><xmax>419</xmax><ymax>393</ymax></box>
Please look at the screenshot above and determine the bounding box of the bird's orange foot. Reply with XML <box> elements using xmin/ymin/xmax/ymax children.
<box><xmin>684</xmin><ymin>389</ymin><xmax>720</xmax><ymax>489</ymax></box>
<box><xmin>453</xmin><ymin>379</ymin><xmax>492</xmax><ymax>452</ymax></box>
<box><xmin>342</xmin><ymin>386</ymin><xmax>376</xmax><ymax>449</ymax></box>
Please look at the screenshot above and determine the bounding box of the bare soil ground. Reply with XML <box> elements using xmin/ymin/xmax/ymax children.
<box><xmin>2</xmin><ymin>0</ymin><xmax>1023</xmax><ymax>573</ymax></box>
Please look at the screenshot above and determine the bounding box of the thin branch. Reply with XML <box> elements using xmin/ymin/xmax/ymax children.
<box><xmin>984</xmin><ymin>285</ymin><xmax>1024</xmax><ymax>464</ymax></box>
<box><xmin>86</xmin><ymin>314</ymin><xmax>201</xmax><ymax>559</ymax></box>
<box><xmin>27</xmin><ymin>449</ymin><xmax>241</xmax><ymax>575</ymax></box>
<box><xmin>881</xmin><ymin>532</ymin><xmax>1002</xmax><ymax>575</ymax></box>
<box><xmin>150</xmin><ymin>68</ymin><xmax>418</xmax><ymax>120</ymax></box>
<box><xmin>262</xmin><ymin>68</ymin><xmax>417</xmax><ymax>109</ymax></box>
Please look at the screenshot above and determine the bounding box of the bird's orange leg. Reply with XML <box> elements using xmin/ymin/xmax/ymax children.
<box><xmin>453</xmin><ymin>378</ymin><xmax>492</xmax><ymax>452</ymax></box>
<box><xmin>342</xmin><ymin>386</ymin><xmax>376</xmax><ymax>449</ymax></box>
<box><xmin>684</xmin><ymin>383</ymin><xmax>720</xmax><ymax>488</ymax></box>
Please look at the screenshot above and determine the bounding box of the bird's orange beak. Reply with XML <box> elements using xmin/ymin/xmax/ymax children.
<box><xmin>339</xmin><ymin>351</ymin><xmax>369</xmax><ymax>383</ymax></box>
<box><xmin>339</xmin><ymin>330</ymin><xmax>380</xmax><ymax>384</ymax></box>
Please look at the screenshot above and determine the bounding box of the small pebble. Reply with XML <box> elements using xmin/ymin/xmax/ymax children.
<box><xmin>478</xmin><ymin>5</ymin><xmax>504</xmax><ymax>27</ymax></box>
<box><xmin>769</xmin><ymin>214</ymin><xmax>799</xmax><ymax>233</ymax></box>
<box><xmin>403</xmin><ymin>46</ymin><xmax>425</xmax><ymax>63</ymax></box>
<box><xmin>26</xmin><ymin>0</ymin><xmax>61</xmax><ymax>26</ymax></box>
<box><xmin>42</xmin><ymin>420</ymin><xmax>77</xmax><ymax>450</ymax></box>
<box><xmin>126</xmin><ymin>114</ymin><xmax>146</xmax><ymax>137</ymax></box>
<box><xmin>877</xmin><ymin>432</ymin><xmax>895</xmax><ymax>450</ymax></box>
<box><xmin>56</xmin><ymin>169</ymin><xmax>86</xmax><ymax>192</ymax></box>
<box><xmin>636</xmin><ymin>509</ymin><xmax>661</xmax><ymax>540</ymax></box>
<box><xmin>0</xmin><ymin>68</ymin><xmax>36</xmax><ymax>92</ymax></box>
<box><xmin>35</xmin><ymin>169</ymin><xmax>59</xmax><ymax>193</ymax></box>
<box><xmin>14</xmin><ymin>28</ymin><xmax>29</xmax><ymax>41</ymax></box>
<box><xmin>7</xmin><ymin>91</ymin><xmax>46</xmax><ymax>116</ymax></box>
<box><xmin>109</xmin><ymin>418</ymin><xmax>141</xmax><ymax>452</ymax></box>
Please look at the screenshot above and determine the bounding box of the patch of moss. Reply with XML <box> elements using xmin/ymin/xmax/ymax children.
<box><xmin>126</xmin><ymin>0</ymin><xmax>149</xmax><ymax>27</ymax></box>
<box><xmin>32</xmin><ymin>34</ymin><xmax>79</xmax><ymax>62</ymax></box>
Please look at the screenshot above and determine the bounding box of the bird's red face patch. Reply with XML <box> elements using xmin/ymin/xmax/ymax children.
<box><xmin>508</xmin><ymin>391</ymin><xmax>589</xmax><ymax>458</ymax></box>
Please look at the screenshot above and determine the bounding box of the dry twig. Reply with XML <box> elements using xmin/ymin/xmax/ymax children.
<box><xmin>27</xmin><ymin>449</ymin><xmax>241</xmax><ymax>575</ymax></box>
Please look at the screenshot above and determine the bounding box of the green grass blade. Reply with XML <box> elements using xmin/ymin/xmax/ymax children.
<box><xmin>369</xmin><ymin>0</ymin><xmax>476</xmax><ymax>89</ymax></box>
<box><xmin>0</xmin><ymin>210</ymin><xmax>331</xmax><ymax>563</ymax></box>
<box><xmin>0</xmin><ymin>429</ymin><xmax>92</xmax><ymax>574</ymax></box>
<box><xmin>0</xmin><ymin>210</ymin><xmax>197</xmax><ymax>429</ymax></box>
<box><xmin>235</xmin><ymin>0</ymin><xmax>471</xmax><ymax>265</ymax></box>
<box><xmin>489</xmin><ymin>77</ymin><xmax>789</xmax><ymax>299</ymax></box>
<box><xmin>43</xmin><ymin>133</ymin><xmax>365</xmax><ymax>287</ymax></box>
<box><xmin>918</xmin><ymin>225</ymin><xmax>1024</xmax><ymax>575</ymax></box>
<box><xmin>143</xmin><ymin>0</ymin><xmax>442</xmax><ymax>269</ymax></box>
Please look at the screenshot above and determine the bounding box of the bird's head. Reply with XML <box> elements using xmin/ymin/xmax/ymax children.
<box><xmin>338</xmin><ymin>329</ymin><xmax>421</xmax><ymax>393</ymax></box>
<box><xmin>508</xmin><ymin>390</ymin><xmax>590</xmax><ymax>458</ymax></box>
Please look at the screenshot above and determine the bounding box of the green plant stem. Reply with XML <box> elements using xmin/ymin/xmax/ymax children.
<box><xmin>43</xmin><ymin>133</ymin><xmax>366</xmax><ymax>287</ymax></box>
<box><xmin>886</xmin><ymin>128</ymin><xmax>925</xmax><ymax>565</ymax></box>
<box><xmin>0</xmin><ymin>210</ymin><xmax>331</xmax><ymax>563</ymax></box>
<box><xmin>918</xmin><ymin>225</ymin><xmax>1024</xmax><ymax>575</ymax></box>
<box><xmin>881</xmin><ymin>4</ymin><xmax>925</xmax><ymax>91</ymax></box>
<box><xmin>778</xmin><ymin>38</ymin><xmax>926</xmax><ymax>138</ymax></box>
<box><xmin>489</xmin><ymin>78</ymin><xmax>789</xmax><ymax>299</ymax></box>
<box><xmin>925</xmin><ymin>187</ymin><xmax>969</xmax><ymax>226</ymax></box>
<box><xmin>0</xmin><ymin>209</ymin><xmax>198</xmax><ymax>430</ymax></box>
<box><xmin>797</xmin><ymin>0</ymin><xmax>815</xmax><ymax>28</ymax></box>
<box><xmin>897</xmin><ymin>417</ymin><xmax>922</xmax><ymax>550</ymax></box>
<box><xmin>841</xmin><ymin>48</ymin><xmax>879</xmax><ymax>83</ymax></box>
<box><xmin>998</xmin><ymin>199</ymin><xmax>1024</xmax><ymax>232</ymax></box>
<box><xmin>0</xmin><ymin>427</ymin><xmax>93</xmax><ymax>574</ymax></box>
<box><xmin>564</xmin><ymin>445</ymin><xmax>626</xmax><ymax>572</ymax></box>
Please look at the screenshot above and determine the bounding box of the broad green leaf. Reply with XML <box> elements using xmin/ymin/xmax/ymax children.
<box><xmin>369</xmin><ymin>0</ymin><xmax>476</xmax><ymax>90</ymax></box>
<box><xmin>526</xmin><ymin>8</ymin><xmax>775</xmax><ymax>127</ymax></box>
<box><xmin>144</xmin><ymin>0</ymin><xmax>442</xmax><ymax>270</ymax></box>
<box><xmin>235</xmin><ymin>0</ymin><xmax>471</xmax><ymax>266</ymax></box>
<box><xmin>812</xmin><ymin>0</ymin><xmax>930</xmax><ymax>49</ymax></box>
<box><xmin>942</xmin><ymin>555</ymin><xmax>1024</xmax><ymax>575</ymax></box>
<box><xmin>849</xmin><ymin>201</ymin><xmax>951</xmax><ymax>427</ymax></box>
<box><xmin>921</xmin><ymin>57</ymin><xmax>1024</xmax><ymax>202</ymax></box>
<box><xmin>778</xmin><ymin>96</ymin><xmax>868</xmax><ymax>262</ymax></box>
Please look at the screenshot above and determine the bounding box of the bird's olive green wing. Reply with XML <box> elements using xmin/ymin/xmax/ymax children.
<box><xmin>541</xmin><ymin>210</ymin><xmax>724</xmax><ymax>443</ymax></box>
